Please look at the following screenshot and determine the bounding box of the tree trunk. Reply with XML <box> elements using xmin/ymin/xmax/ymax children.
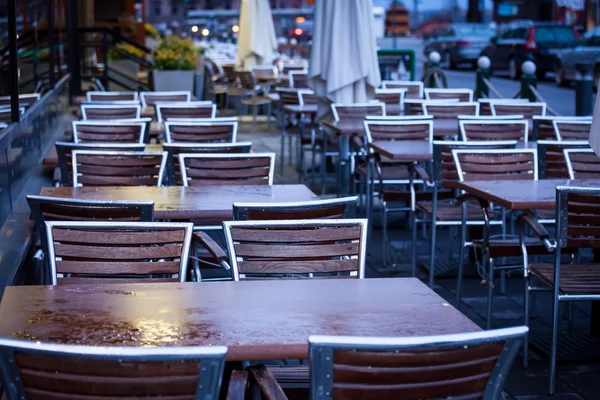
<box><xmin>467</xmin><ymin>0</ymin><xmax>482</xmax><ymax>22</ymax></box>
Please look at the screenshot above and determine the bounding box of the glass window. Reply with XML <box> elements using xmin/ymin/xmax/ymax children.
<box><xmin>535</xmin><ymin>27</ymin><xmax>576</xmax><ymax>44</ymax></box>
<box><xmin>500</xmin><ymin>28</ymin><xmax>514</xmax><ymax>39</ymax></box>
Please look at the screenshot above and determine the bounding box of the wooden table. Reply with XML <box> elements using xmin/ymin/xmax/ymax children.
<box><xmin>283</xmin><ymin>104</ymin><xmax>318</xmax><ymax>116</ymax></box>
<box><xmin>39</xmin><ymin>185</ymin><xmax>317</xmax><ymax>221</ymax></box>
<box><xmin>0</xmin><ymin>278</ymin><xmax>480</xmax><ymax>361</ymax></box>
<box><xmin>43</xmin><ymin>144</ymin><xmax>163</xmax><ymax>167</ymax></box>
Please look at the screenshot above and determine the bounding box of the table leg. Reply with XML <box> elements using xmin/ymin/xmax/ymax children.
<box><xmin>366</xmin><ymin>156</ymin><xmax>373</xmax><ymax>247</ymax></box>
<box><xmin>338</xmin><ymin>135</ymin><xmax>350</xmax><ymax>197</ymax></box>
<box><xmin>592</xmin><ymin>249</ymin><xmax>600</xmax><ymax>337</ymax></box>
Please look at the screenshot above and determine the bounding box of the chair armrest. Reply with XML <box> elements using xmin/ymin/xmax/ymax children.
<box><xmin>409</xmin><ymin>164</ymin><xmax>433</xmax><ymax>187</ymax></box>
<box><xmin>517</xmin><ymin>213</ymin><xmax>556</xmax><ymax>252</ymax></box>
<box><xmin>247</xmin><ymin>365</ymin><xmax>289</xmax><ymax>400</ymax></box>
<box><xmin>453</xmin><ymin>193</ymin><xmax>489</xmax><ymax>209</ymax></box>
<box><xmin>192</xmin><ymin>231</ymin><xmax>228</xmax><ymax>262</ymax></box>
<box><xmin>226</xmin><ymin>370</ymin><xmax>249</xmax><ymax>400</ymax></box>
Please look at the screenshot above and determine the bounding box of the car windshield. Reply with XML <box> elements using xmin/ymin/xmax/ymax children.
<box><xmin>455</xmin><ymin>25</ymin><xmax>495</xmax><ymax>37</ymax></box>
<box><xmin>535</xmin><ymin>26</ymin><xmax>576</xmax><ymax>43</ymax></box>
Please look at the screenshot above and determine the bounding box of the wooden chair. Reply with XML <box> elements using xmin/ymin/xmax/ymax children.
<box><xmin>86</xmin><ymin>91</ymin><xmax>138</xmax><ymax>102</ymax></box>
<box><xmin>478</xmin><ymin>98</ymin><xmax>528</xmax><ymax>116</ymax></box>
<box><xmin>0</xmin><ymin>338</ymin><xmax>226</xmax><ymax>399</ymax></box>
<box><xmin>491</xmin><ymin>102</ymin><xmax>546</xmax><ymax>118</ymax></box>
<box><xmin>163</xmin><ymin>142</ymin><xmax>252</xmax><ymax>185</ymax></box>
<box><xmin>564</xmin><ymin>148</ymin><xmax>600</xmax><ymax>179</ymax></box>
<box><xmin>81</xmin><ymin>104</ymin><xmax>141</xmax><ymax>120</ymax></box>
<box><xmin>553</xmin><ymin>119</ymin><xmax>592</xmax><ymax>140</ymax></box>
<box><xmin>231</xmin><ymin>71</ymin><xmax>273</xmax><ymax>134</ymax></box>
<box><xmin>381</xmin><ymin>80</ymin><xmax>424</xmax><ymax>99</ymax></box>
<box><xmin>72</xmin><ymin>151</ymin><xmax>167</xmax><ymax>187</ymax></box>
<box><xmin>533</xmin><ymin>116</ymin><xmax>591</xmax><ymax>141</ymax></box>
<box><xmin>72</xmin><ymin>121</ymin><xmax>146</xmax><ymax>144</ymax></box>
<box><xmin>458</xmin><ymin>114</ymin><xmax>524</xmax><ymax>121</ymax></box>
<box><xmin>45</xmin><ymin>221</ymin><xmax>194</xmax><ymax>284</ymax></box>
<box><xmin>164</xmin><ymin>120</ymin><xmax>237</xmax><ymax>143</ymax></box>
<box><xmin>179</xmin><ymin>153</ymin><xmax>275</xmax><ymax>186</ymax></box>
<box><xmin>140</xmin><ymin>91</ymin><xmax>191</xmax><ymax>108</ymax></box>
<box><xmin>331</xmin><ymin>102</ymin><xmax>385</xmax><ymax>120</ymax></box>
<box><xmin>0</xmin><ymin>93</ymin><xmax>41</xmax><ymax>108</ymax></box>
<box><xmin>307</xmin><ymin>327</ymin><xmax>527</xmax><ymax>400</ymax></box>
<box><xmin>425</xmin><ymin>88</ymin><xmax>474</xmax><ymax>102</ymax></box>
<box><xmin>374</xmin><ymin>88</ymin><xmax>406</xmax><ymax>116</ymax></box>
<box><xmin>520</xmin><ymin>186</ymin><xmax>600</xmax><ymax>393</ymax></box>
<box><xmin>222</xmin><ymin>219</ymin><xmax>368</xmax><ymax>280</ymax></box>
<box><xmin>423</xmin><ymin>102</ymin><xmax>479</xmax><ymax>119</ymax></box>
<box><xmin>537</xmin><ymin>140</ymin><xmax>590</xmax><ymax>179</ymax></box>
<box><xmin>459</xmin><ymin>120</ymin><xmax>529</xmax><ymax>142</ymax></box>
<box><xmin>289</xmin><ymin>70</ymin><xmax>309</xmax><ymax>89</ymax></box>
<box><xmin>156</xmin><ymin>102</ymin><xmax>216</xmax><ymax>123</ymax></box>
<box><xmin>277</xmin><ymin>88</ymin><xmax>316</xmax><ymax>173</ymax></box>
<box><xmin>0</xmin><ymin>107</ymin><xmax>24</xmax><ymax>123</ymax></box>
<box><xmin>233</xmin><ymin>197</ymin><xmax>358</xmax><ymax>220</ymax></box>
<box><xmin>56</xmin><ymin>143</ymin><xmax>145</xmax><ymax>186</ymax></box>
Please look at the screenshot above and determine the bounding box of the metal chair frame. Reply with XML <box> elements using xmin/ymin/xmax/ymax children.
<box><xmin>232</xmin><ymin>196</ymin><xmax>359</xmax><ymax>221</ymax></box>
<box><xmin>537</xmin><ymin>140</ymin><xmax>590</xmax><ymax>179</ymax></box>
<box><xmin>564</xmin><ymin>148</ymin><xmax>597</xmax><ymax>179</ymax></box>
<box><xmin>81</xmin><ymin>104</ymin><xmax>141</xmax><ymax>120</ymax></box>
<box><xmin>72</xmin><ymin>120</ymin><xmax>147</xmax><ymax>144</ymax></box>
<box><xmin>490</xmin><ymin>102</ymin><xmax>547</xmax><ymax>117</ymax></box>
<box><xmin>381</xmin><ymin>80</ymin><xmax>424</xmax><ymax>98</ymax></box>
<box><xmin>552</xmin><ymin>119</ymin><xmax>592</xmax><ymax>141</ymax></box>
<box><xmin>140</xmin><ymin>91</ymin><xmax>192</xmax><ymax>108</ymax></box>
<box><xmin>425</xmin><ymin>88</ymin><xmax>474</xmax><ymax>102</ymax></box>
<box><xmin>164</xmin><ymin>120</ymin><xmax>238</xmax><ymax>143</ymax></box>
<box><xmin>86</xmin><ymin>91</ymin><xmax>139</xmax><ymax>102</ymax></box>
<box><xmin>423</xmin><ymin>101</ymin><xmax>480</xmax><ymax>117</ymax></box>
<box><xmin>459</xmin><ymin>119</ymin><xmax>529</xmax><ymax>143</ymax></box>
<box><xmin>532</xmin><ymin>116</ymin><xmax>592</xmax><ymax>141</ymax></box>
<box><xmin>0</xmin><ymin>337</ymin><xmax>226</xmax><ymax>400</ymax></box>
<box><xmin>309</xmin><ymin>326</ymin><xmax>528</xmax><ymax>400</ymax></box>
<box><xmin>156</xmin><ymin>102</ymin><xmax>217</xmax><ymax>123</ymax></box>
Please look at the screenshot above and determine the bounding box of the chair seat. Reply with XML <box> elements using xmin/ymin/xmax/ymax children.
<box><xmin>267</xmin><ymin>365</ymin><xmax>309</xmax><ymax>389</ymax></box>
<box><xmin>530</xmin><ymin>263</ymin><xmax>600</xmax><ymax>295</ymax></box>
<box><xmin>417</xmin><ymin>200</ymin><xmax>491</xmax><ymax>221</ymax></box>
<box><xmin>355</xmin><ymin>164</ymin><xmax>410</xmax><ymax>180</ymax></box>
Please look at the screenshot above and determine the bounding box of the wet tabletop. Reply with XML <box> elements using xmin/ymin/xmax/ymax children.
<box><xmin>40</xmin><ymin>185</ymin><xmax>317</xmax><ymax>221</ymax></box>
<box><xmin>455</xmin><ymin>179</ymin><xmax>600</xmax><ymax>210</ymax></box>
<box><xmin>370</xmin><ymin>141</ymin><xmax>433</xmax><ymax>162</ymax></box>
<box><xmin>0</xmin><ymin>278</ymin><xmax>480</xmax><ymax>361</ymax></box>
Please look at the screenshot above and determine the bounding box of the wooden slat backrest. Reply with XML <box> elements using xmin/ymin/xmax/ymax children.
<box><xmin>553</xmin><ymin>120</ymin><xmax>592</xmax><ymax>141</ymax></box>
<box><xmin>224</xmin><ymin>219</ymin><xmax>367</xmax><ymax>280</ymax></box>
<box><xmin>156</xmin><ymin>103</ymin><xmax>216</xmax><ymax>123</ymax></box>
<box><xmin>309</xmin><ymin>327</ymin><xmax>527</xmax><ymax>400</ymax></box>
<box><xmin>81</xmin><ymin>105</ymin><xmax>141</xmax><ymax>120</ymax></box>
<box><xmin>87</xmin><ymin>92</ymin><xmax>138</xmax><ymax>102</ymax></box>
<box><xmin>179</xmin><ymin>153</ymin><xmax>275</xmax><ymax>186</ymax></box>
<box><xmin>537</xmin><ymin>140</ymin><xmax>590</xmax><ymax>179</ymax></box>
<box><xmin>364</xmin><ymin>120</ymin><xmax>433</xmax><ymax>142</ymax></box>
<box><xmin>478</xmin><ymin>99</ymin><xmax>529</xmax><ymax>116</ymax></box>
<box><xmin>331</xmin><ymin>103</ymin><xmax>385</xmax><ymax>121</ymax></box>
<box><xmin>374</xmin><ymin>89</ymin><xmax>406</xmax><ymax>105</ymax></box>
<box><xmin>233</xmin><ymin>197</ymin><xmax>358</xmax><ymax>221</ymax></box>
<box><xmin>140</xmin><ymin>91</ymin><xmax>191</xmax><ymax>107</ymax></box>
<box><xmin>251</xmin><ymin>66</ymin><xmax>277</xmax><ymax>80</ymax></box>
<box><xmin>72</xmin><ymin>151</ymin><xmax>167</xmax><ymax>187</ymax></box>
<box><xmin>556</xmin><ymin>188</ymin><xmax>600</xmax><ymax>249</ymax></box>
<box><xmin>491</xmin><ymin>103</ymin><xmax>546</xmax><ymax>118</ymax></box>
<box><xmin>163</xmin><ymin>142</ymin><xmax>252</xmax><ymax>185</ymax></box>
<box><xmin>72</xmin><ymin>121</ymin><xmax>146</xmax><ymax>144</ymax></box>
<box><xmin>459</xmin><ymin>120</ymin><xmax>528</xmax><ymax>142</ymax></box>
<box><xmin>453</xmin><ymin>149</ymin><xmax>538</xmax><ymax>182</ymax></box>
<box><xmin>425</xmin><ymin>89</ymin><xmax>473</xmax><ymax>102</ymax></box>
<box><xmin>424</xmin><ymin>102</ymin><xmax>479</xmax><ymax>119</ymax></box>
<box><xmin>289</xmin><ymin>71</ymin><xmax>310</xmax><ymax>89</ymax></box>
<box><xmin>165</xmin><ymin>121</ymin><xmax>237</xmax><ymax>143</ymax></box>
<box><xmin>0</xmin><ymin>338</ymin><xmax>226</xmax><ymax>399</ymax></box>
<box><xmin>0</xmin><ymin>93</ymin><xmax>40</xmax><ymax>107</ymax></box>
<box><xmin>565</xmin><ymin>149</ymin><xmax>600</xmax><ymax>179</ymax></box>
<box><xmin>56</xmin><ymin>142</ymin><xmax>146</xmax><ymax>186</ymax></box>
<box><xmin>45</xmin><ymin>221</ymin><xmax>193</xmax><ymax>284</ymax></box>
<box><xmin>432</xmin><ymin>141</ymin><xmax>518</xmax><ymax>184</ymax></box>
<box><xmin>236</xmin><ymin>71</ymin><xmax>257</xmax><ymax>90</ymax></box>
<box><xmin>299</xmin><ymin>91</ymin><xmax>318</xmax><ymax>106</ymax></box>
<box><xmin>277</xmin><ymin>88</ymin><xmax>301</xmax><ymax>105</ymax></box>
<box><xmin>381</xmin><ymin>81</ymin><xmax>424</xmax><ymax>99</ymax></box>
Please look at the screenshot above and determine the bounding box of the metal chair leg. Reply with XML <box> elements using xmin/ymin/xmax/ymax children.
<box><xmin>280</xmin><ymin>132</ymin><xmax>286</xmax><ymax>175</ymax></box>
<box><xmin>456</xmin><ymin>222</ymin><xmax>467</xmax><ymax>309</ymax></box>
<box><xmin>549</xmin><ymin>291</ymin><xmax>560</xmax><ymax>395</ymax></box>
<box><xmin>523</xmin><ymin>274</ymin><xmax>530</xmax><ymax>368</ymax></box>
<box><xmin>486</xmin><ymin>257</ymin><xmax>494</xmax><ymax>330</ymax></box>
<box><xmin>411</xmin><ymin>211</ymin><xmax>418</xmax><ymax>277</ymax></box>
<box><xmin>382</xmin><ymin>203</ymin><xmax>389</xmax><ymax>267</ymax></box>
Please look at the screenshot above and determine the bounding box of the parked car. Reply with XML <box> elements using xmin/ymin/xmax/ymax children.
<box><xmin>424</xmin><ymin>23</ymin><xmax>496</xmax><ymax>69</ymax></box>
<box><xmin>481</xmin><ymin>20</ymin><xmax>577</xmax><ymax>80</ymax></box>
<box><xmin>554</xmin><ymin>27</ymin><xmax>600</xmax><ymax>88</ymax></box>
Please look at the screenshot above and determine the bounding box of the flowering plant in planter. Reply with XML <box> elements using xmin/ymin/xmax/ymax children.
<box><xmin>154</xmin><ymin>36</ymin><xmax>200</xmax><ymax>71</ymax></box>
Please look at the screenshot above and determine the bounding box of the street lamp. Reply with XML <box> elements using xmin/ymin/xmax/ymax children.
<box><xmin>232</xmin><ymin>24</ymin><xmax>239</xmax><ymax>33</ymax></box>
<box><xmin>191</xmin><ymin>25</ymin><xmax>198</xmax><ymax>33</ymax></box>
<box><xmin>202</xmin><ymin>28</ymin><xmax>209</xmax><ymax>36</ymax></box>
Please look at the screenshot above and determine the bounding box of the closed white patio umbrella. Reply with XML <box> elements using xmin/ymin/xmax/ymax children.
<box><xmin>236</xmin><ymin>0</ymin><xmax>277</xmax><ymax>71</ymax></box>
<box><xmin>591</xmin><ymin>90</ymin><xmax>600</xmax><ymax>155</ymax></box>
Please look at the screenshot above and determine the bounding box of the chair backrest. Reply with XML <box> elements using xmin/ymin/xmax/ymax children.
<box><xmin>458</xmin><ymin>114</ymin><xmax>524</xmax><ymax>121</ymax></box>
<box><xmin>0</xmin><ymin>107</ymin><xmax>24</xmax><ymax>123</ymax></box>
<box><xmin>233</xmin><ymin>197</ymin><xmax>358</xmax><ymax>220</ymax></box>
<box><xmin>235</xmin><ymin>71</ymin><xmax>257</xmax><ymax>90</ymax></box>
<box><xmin>553</xmin><ymin>120</ymin><xmax>592</xmax><ymax>141</ymax></box>
<box><xmin>432</xmin><ymin>141</ymin><xmax>518</xmax><ymax>184</ymax></box>
<box><xmin>289</xmin><ymin>71</ymin><xmax>310</xmax><ymax>89</ymax></box>
<box><xmin>331</xmin><ymin>103</ymin><xmax>385</xmax><ymax>121</ymax></box>
<box><xmin>374</xmin><ymin>89</ymin><xmax>406</xmax><ymax>116</ymax></box>
<box><xmin>86</xmin><ymin>91</ymin><xmax>139</xmax><ymax>102</ymax></box>
<box><xmin>381</xmin><ymin>80</ymin><xmax>424</xmax><ymax>99</ymax></box>
<box><xmin>140</xmin><ymin>91</ymin><xmax>191</xmax><ymax>108</ymax></box>
<box><xmin>491</xmin><ymin>102</ymin><xmax>546</xmax><ymax>118</ymax></box>
<box><xmin>0</xmin><ymin>93</ymin><xmax>41</xmax><ymax>108</ymax></box>
<box><xmin>533</xmin><ymin>116</ymin><xmax>592</xmax><ymax>141</ymax></box>
<box><xmin>478</xmin><ymin>98</ymin><xmax>529</xmax><ymax>116</ymax></box>
<box><xmin>425</xmin><ymin>88</ymin><xmax>474</xmax><ymax>102</ymax></box>
<box><xmin>299</xmin><ymin>90</ymin><xmax>319</xmax><ymax>106</ymax></box>
<box><xmin>0</xmin><ymin>338</ymin><xmax>227</xmax><ymax>400</ymax></box>
<box><xmin>223</xmin><ymin>219</ymin><xmax>368</xmax><ymax>280</ymax></box>
<box><xmin>72</xmin><ymin>121</ymin><xmax>146</xmax><ymax>144</ymax></box>
<box><xmin>364</xmin><ymin>119</ymin><xmax>433</xmax><ymax>143</ymax></box>
<box><xmin>424</xmin><ymin>102</ymin><xmax>479</xmax><ymax>119</ymax></box>
<box><xmin>277</xmin><ymin>88</ymin><xmax>301</xmax><ymax>105</ymax></box>
<box><xmin>163</xmin><ymin>142</ymin><xmax>252</xmax><ymax>185</ymax></box>
<box><xmin>308</xmin><ymin>326</ymin><xmax>528</xmax><ymax>400</ymax></box>
<box><xmin>453</xmin><ymin>148</ymin><xmax>538</xmax><ymax>181</ymax></box>
<box><xmin>537</xmin><ymin>140</ymin><xmax>590</xmax><ymax>179</ymax></box>
<box><xmin>56</xmin><ymin>142</ymin><xmax>146</xmax><ymax>186</ymax></box>
<box><xmin>459</xmin><ymin>120</ymin><xmax>529</xmax><ymax>142</ymax></box>
<box><xmin>164</xmin><ymin>120</ymin><xmax>237</xmax><ymax>143</ymax></box>
<box><xmin>81</xmin><ymin>104</ymin><xmax>141</xmax><ymax>120</ymax></box>
<box><xmin>45</xmin><ymin>221</ymin><xmax>193</xmax><ymax>284</ymax></box>
<box><xmin>251</xmin><ymin>65</ymin><xmax>278</xmax><ymax>80</ymax></box>
<box><xmin>564</xmin><ymin>148</ymin><xmax>600</xmax><ymax>179</ymax></box>
<box><xmin>179</xmin><ymin>153</ymin><xmax>275</xmax><ymax>186</ymax></box>
<box><xmin>72</xmin><ymin>151</ymin><xmax>167</xmax><ymax>187</ymax></box>
<box><xmin>556</xmin><ymin>186</ymin><xmax>600</xmax><ymax>250</ymax></box>
<box><xmin>156</xmin><ymin>102</ymin><xmax>216</xmax><ymax>123</ymax></box>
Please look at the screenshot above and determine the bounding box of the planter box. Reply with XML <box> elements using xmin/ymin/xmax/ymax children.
<box><xmin>108</xmin><ymin>59</ymin><xmax>140</xmax><ymax>90</ymax></box>
<box><xmin>153</xmin><ymin>70</ymin><xmax>196</xmax><ymax>92</ymax></box>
